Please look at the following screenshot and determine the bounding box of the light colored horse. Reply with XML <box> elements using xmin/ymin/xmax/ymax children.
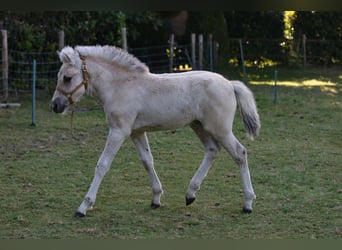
<box><xmin>51</xmin><ymin>45</ymin><xmax>261</xmax><ymax>217</ymax></box>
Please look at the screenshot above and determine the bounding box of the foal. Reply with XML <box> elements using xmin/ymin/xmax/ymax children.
<box><xmin>51</xmin><ymin>45</ymin><xmax>260</xmax><ymax>217</ymax></box>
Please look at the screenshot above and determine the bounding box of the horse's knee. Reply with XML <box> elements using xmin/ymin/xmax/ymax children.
<box><xmin>209</xmin><ymin>143</ymin><xmax>220</xmax><ymax>154</ymax></box>
<box><xmin>232</xmin><ymin>144</ymin><xmax>247</xmax><ymax>165</ymax></box>
<box><xmin>206</xmin><ymin>146</ymin><xmax>219</xmax><ymax>161</ymax></box>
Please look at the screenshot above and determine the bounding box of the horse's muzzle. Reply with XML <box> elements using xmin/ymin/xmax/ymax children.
<box><xmin>52</xmin><ymin>96</ymin><xmax>68</xmax><ymax>113</ymax></box>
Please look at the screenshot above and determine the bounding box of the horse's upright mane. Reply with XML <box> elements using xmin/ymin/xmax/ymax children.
<box><xmin>75</xmin><ymin>45</ymin><xmax>150</xmax><ymax>74</ymax></box>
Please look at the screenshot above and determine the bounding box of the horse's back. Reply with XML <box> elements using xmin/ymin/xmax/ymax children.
<box><xmin>131</xmin><ymin>70</ymin><xmax>236</xmax><ymax>134</ymax></box>
<box><xmin>153</xmin><ymin>70</ymin><xmax>236</xmax><ymax>108</ymax></box>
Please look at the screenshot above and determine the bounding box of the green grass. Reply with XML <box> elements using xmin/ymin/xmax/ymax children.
<box><xmin>0</xmin><ymin>67</ymin><xmax>341</xmax><ymax>239</ymax></box>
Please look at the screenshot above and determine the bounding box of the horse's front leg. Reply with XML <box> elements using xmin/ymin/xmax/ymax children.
<box><xmin>131</xmin><ymin>132</ymin><xmax>163</xmax><ymax>208</ymax></box>
<box><xmin>75</xmin><ymin>128</ymin><xmax>127</xmax><ymax>217</ymax></box>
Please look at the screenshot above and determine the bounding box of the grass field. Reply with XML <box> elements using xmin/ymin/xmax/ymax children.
<box><xmin>0</xmin><ymin>67</ymin><xmax>341</xmax><ymax>239</ymax></box>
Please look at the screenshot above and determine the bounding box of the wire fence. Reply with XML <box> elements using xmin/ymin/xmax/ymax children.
<box><xmin>0</xmin><ymin>49</ymin><xmax>61</xmax><ymax>100</ymax></box>
<box><xmin>129</xmin><ymin>43</ymin><xmax>214</xmax><ymax>73</ymax></box>
<box><xmin>227</xmin><ymin>38</ymin><xmax>286</xmax><ymax>64</ymax></box>
<box><xmin>227</xmin><ymin>38</ymin><xmax>342</xmax><ymax>67</ymax></box>
<box><xmin>305</xmin><ymin>38</ymin><xmax>342</xmax><ymax>65</ymax></box>
<box><xmin>1</xmin><ymin>38</ymin><xmax>341</xmax><ymax>102</ymax></box>
<box><xmin>0</xmin><ymin>43</ymin><xmax>207</xmax><ymax>100</ymax></box>
<box><xmin>8</xmin><ymin>50</ymin><xmax>60</xmax><ymax>90</ymax></box>
<box><xmin>129</xmin><ymin>44</ymin><xmax>193</xmax><ymax>73</ymax></box>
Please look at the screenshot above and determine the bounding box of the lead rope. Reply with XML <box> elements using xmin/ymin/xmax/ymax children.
<box><xmin>70</xmin><ymin>104</ymin><xmax>76</xmax><ymax>138</ymax></box>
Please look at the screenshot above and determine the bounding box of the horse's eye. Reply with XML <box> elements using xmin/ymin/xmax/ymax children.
<box><xmin>63</xmin><ymin>76</ymin><xmax>72</xmax><ymax>83</ymax></box>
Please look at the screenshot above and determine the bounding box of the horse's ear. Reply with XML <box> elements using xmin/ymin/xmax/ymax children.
<box><xmin>64</xmin><ymin>54</ymin><xmax>72</xmax><ymax>64</ymax></box>
<box><xmin>59</xmin><ymin>53</ymin><xmax>72</xmax><ymax>64</ymax></box>
<box><xmin>58</xmin><ymin>46</ymin><xmax>76</xmax><ymax>64</ymax></box>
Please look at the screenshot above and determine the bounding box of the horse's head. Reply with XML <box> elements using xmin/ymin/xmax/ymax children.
<box><xmin>51</xmin><ymin>46</ymin><xmax>89</xmax><ymax>113</ymax></box>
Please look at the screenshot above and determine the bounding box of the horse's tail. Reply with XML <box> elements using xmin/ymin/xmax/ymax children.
<box><xmin>231</xmin><ymin>80</ymin><xmax>261</xmax><ymax>140</ymax></box>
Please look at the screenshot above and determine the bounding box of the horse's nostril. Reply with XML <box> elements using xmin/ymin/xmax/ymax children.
<box><xmin>52</xmin><ymin>96</ymin><xmax>68</xmax><ymax>113</ymax></box>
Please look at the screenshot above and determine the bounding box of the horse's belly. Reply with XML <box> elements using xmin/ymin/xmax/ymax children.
<box><xmin>132</xmin><ymin>110</ymin><xmax>195</xmax><ymax>133</ymax></box>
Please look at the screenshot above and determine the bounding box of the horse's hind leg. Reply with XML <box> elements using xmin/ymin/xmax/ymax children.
<box><xmin>185</xmin><ymin>121</ymin><xmax>221</xmax><ymax>206</ymax></box>
<box><xmin>131</xmin><ymin>132</ymin><xmax>163</xmax><ymax>209</ymax></box>
<box><xmin>219</xmin><ymin>133</ymin><xmax>256</xmax><ymax>213</ymax></box>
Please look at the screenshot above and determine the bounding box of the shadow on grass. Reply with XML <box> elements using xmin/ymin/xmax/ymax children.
<box><xmin>218</xmin><ymin>65</ymin><xmax>341</xmax><ymax>95</ymax></box>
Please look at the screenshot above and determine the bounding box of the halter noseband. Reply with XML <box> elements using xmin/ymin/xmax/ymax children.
<box><xmin>56</xmin><ymin>55</ymin><xmax>89</xmax><ymax>135</ymax></box>
<box><xmin>56</xmin><ymin>55</ymin><xmax>89</xmax><ymax>106</ymax></box>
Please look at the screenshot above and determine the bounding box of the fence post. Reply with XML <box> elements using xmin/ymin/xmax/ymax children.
<box><xmin>302</xmin><ymin>34</ymin><xmax>307</xmax><ymax>69</ymax></box>
<box><xmin>191</xmin><ymin>33</ymin><xmax>196</xmax><ymax>70</ymax></box>
<box><xmin>198</xmin><ymin>34</ymin><xmax>203</xmax><ymax>70</ymax></box>
<box><xmin>208</xmin><ymin>34</ymin><xmax>213</xmax><ymax>72</ymax></box>
<box><xmin>239</xmin><ymin>39</ymin><xmax>247</xmax><ymax>83</ymax></box>
<box><xmin>214</xmin><ymin>41</ymin><xmax>219</xmax><ymax>66</ymax></box>
<box><xmin>1</xmin><ymin>29</ymin><xmax>8</xmax><ymax>102</ymax></box>
<box><xmin>169</xmin><ymin>34</ymin><xmax>174</xmax><ymax>73</ymax></box>
<box><xmin>31</xmin><ymin>59</ymin><xmax>36</xmax><ymax>126</ymax></box>
<box><xmin>58</xmin><ymin>30</ymin><xmax>65</xmax><ymax>50</ymax></box>
<box><xmin>273</xmin><ymin>69</ymin><xmax>278</xmax><ymax>104</ymax></box>
<box><xmin>121</xmin><ymin>27</ymin><xmax>127</xmax><ymax>50</ymax></box>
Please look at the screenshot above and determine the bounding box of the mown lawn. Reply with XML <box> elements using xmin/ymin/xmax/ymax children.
<box><xmin>0</xmin><ymin>67</ymin><xmax>341</xmax><ymax>239</ymax></box>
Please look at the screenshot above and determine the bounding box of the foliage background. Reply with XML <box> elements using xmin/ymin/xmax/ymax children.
<box><xmin>0</xmin><ymin>11</ymin><xmax>341</xmax><ymax>66</ymax></box>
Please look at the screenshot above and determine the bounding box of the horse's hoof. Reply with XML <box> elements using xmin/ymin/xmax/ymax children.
<box><xmin>186</xmin><ymin>197</ymin><xmax>196</xmax><ymax>206</ymax></box>
<box><xmin>150</xmin><ymin>203</ymin><xmax>160</xmax><ymax>209</ymax></box>
<box><xmin>242</xmin><ymin>207</ymin><xmax>252</xmax><ymax>214</ymax></box>
<box><xmin>74</xmin><ymin>211</ymin><xmax>86</xmax><ymax>217</ymax></box>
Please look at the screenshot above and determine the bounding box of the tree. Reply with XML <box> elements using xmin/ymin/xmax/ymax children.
<box><xmin>224</xmin><ymin>11</ymin><xmax>284</xmax><ymax>39</ymax></box>
<box><xmin>293</xmin><ymin>11</ymin><xmax>342</xmax><ymax>65</ymax></box>
<box><xmin>0</xmin><ymin>11</ymin><xmax>165</xmax><ymax>51</ymax></box>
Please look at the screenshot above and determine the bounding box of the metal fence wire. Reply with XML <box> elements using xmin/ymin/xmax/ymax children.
<box><xmin>7</xmin><ymin>49</ymin><xmax>60</xmax><ymax>93</ymax></box>
<box><xmin>1</xmin><ymin>38</ymin><xmax>341</xmax><ymax>98</ymax></box>
<box><xmin>1</xmin><ymin>44</ymin><xmax>198</xmax><ymax>95</ymax></box>
<box><xmin>227</xmin><ymin>38</ymin><xmax>342</xmax><ymax>67</ymax></box>
<box><xmin>129</xmin><ymin>44</ymin><xmax>192</xmax><ymax>73</ymax></box>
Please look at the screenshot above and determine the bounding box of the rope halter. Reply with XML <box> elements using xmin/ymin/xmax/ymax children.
<box><xmin>56</xmin><ymin>55</ymin><xmax>89</xmax><ymax>105</ymax></box>
<box><xmin>56</xmin><ymin>55</ymin><xmax>89</xmax><ymax>134</ymax></box>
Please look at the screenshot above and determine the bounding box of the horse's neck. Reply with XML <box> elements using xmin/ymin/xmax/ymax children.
<box><xmin>86</xmin><ymin>59</ymin><xmax>129</xmax><ymax>102</ymax></box>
